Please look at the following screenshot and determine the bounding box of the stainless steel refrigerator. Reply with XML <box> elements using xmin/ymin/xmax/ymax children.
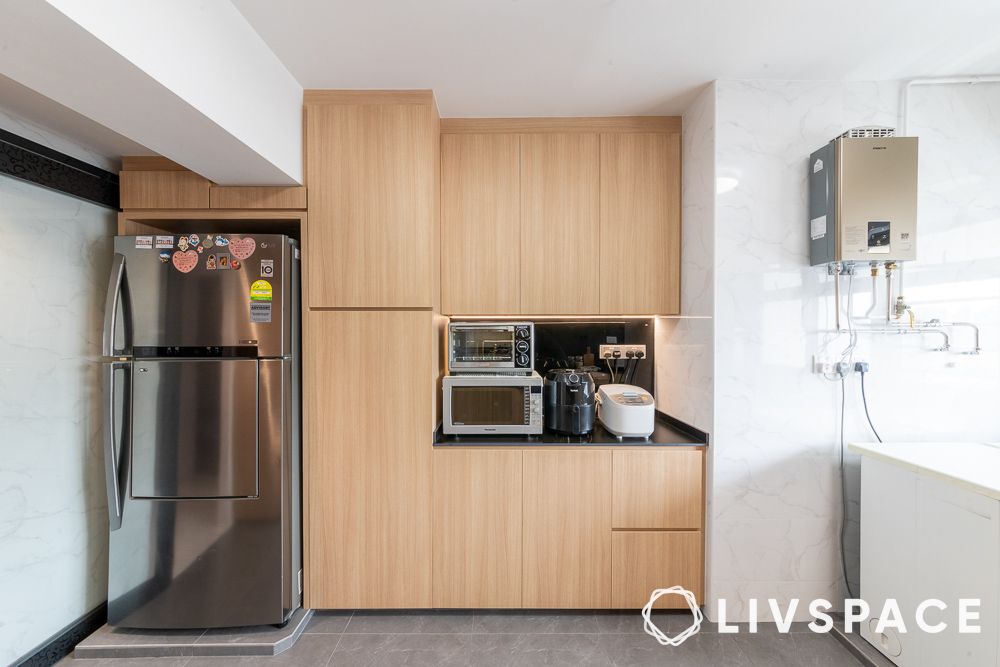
<box><xmin>101</xmin><ymin>232</ymin><xmax>301</xmax><ymax>629</ymax></box>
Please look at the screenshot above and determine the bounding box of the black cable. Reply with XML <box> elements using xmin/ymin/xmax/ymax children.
<box><xmin>839</xmin><ymin>378</ymin><xmax>856</xmax><ymax>599</ymax></box>
<box><xmin>860</xmin><ymin>371</ymin><xmax>883</xmax><ymax>443</ymax></box>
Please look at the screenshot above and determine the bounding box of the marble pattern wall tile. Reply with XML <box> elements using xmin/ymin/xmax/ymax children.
<box><xmin>0</xmin><ymin>109</ymin><xmax>115</xmax><ymax>665</ymax></box>
<box><xmin>708</xmin><ymin>79</ymin><xmax>1000</xmax><ymax>621</ymax></box>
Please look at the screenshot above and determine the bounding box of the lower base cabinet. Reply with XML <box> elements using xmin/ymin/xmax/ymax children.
<box><xmin>612</xmin><ymin>531</ymin><xmax>703</xmax><ymax>609</ymax></box>
<box><xmin>522</xmin><ymin>450</ymin><xmax>612</xmax><ymax>608</ymax></box>
<box><xmin>432</xmin><ymin>449</ymin><xmax>522</xmax><ymax>607</ymax></box>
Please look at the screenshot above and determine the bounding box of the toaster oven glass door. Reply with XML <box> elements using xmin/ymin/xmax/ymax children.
<box><xmin>450</xmin><ymin>328</ymin><xmax>514</xmax><ymax>365</ymax></box>
<box><xmin>450</xmin><ymin>386</ymin><xmax>526</xmax><ymax>426</ymax></box>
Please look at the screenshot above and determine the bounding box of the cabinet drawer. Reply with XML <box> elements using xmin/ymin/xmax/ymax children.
<box><xmin>612</xmin><ymin>450</ymin><xmax>702</xmax><ymax>529</ymax></box>
<box><xmin>612</xmin><ymin>531</ymin><xmax>703</xmax><ymax>609</ymax></box>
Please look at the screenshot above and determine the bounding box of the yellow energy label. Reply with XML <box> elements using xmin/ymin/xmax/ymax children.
<box><xmin>250</xmin><ymin>280</ymin><xmax>273</xmax><ymax>302</ymax></box>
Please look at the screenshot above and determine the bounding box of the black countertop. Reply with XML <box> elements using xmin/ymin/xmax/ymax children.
<box><xmin>434</xmin><ymin>411</ymin><xmax>707</xmax><ymax>447</ymax></box>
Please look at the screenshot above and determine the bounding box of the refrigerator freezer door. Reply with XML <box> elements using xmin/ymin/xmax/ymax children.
<box><xmin>114</xmin><ymin>234</ymin><xmax>291</xmax><ymax>357</ymax></box>
<box><xmin>131</xmin><ymin>359</ymin><xmax>258</xmax><ymax>499</ymax></box>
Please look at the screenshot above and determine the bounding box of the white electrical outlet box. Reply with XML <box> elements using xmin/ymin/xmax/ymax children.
<box><xmin>600</xmin><ymin>344</ymin><xmax>647</xmax><ymax>360</ymax></box>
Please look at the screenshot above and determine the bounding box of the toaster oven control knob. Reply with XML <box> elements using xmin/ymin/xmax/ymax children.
<box><xmin>515</xmin><ymin>340</ymin><xmax>529</xmax><ymax>353</ymax></box>
<box><xmin>516</xmin><ymin>327</ymin><xmax>530</xmax><ymax>339</ymax></box>
<box><xmin>568</xmin><ymin>373</ymin><xmax>580</xmax><ymax>384</ymax></box>
<box><xmin>516</xmin><ymin>353</ymin><xmax>530</xmax><ymax>367</ymax></box>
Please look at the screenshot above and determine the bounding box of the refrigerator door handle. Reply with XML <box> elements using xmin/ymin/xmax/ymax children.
<box><xmin>102</xmin><ymin>253</ymin><xmax>133</xmax><ymax>357</ymax></box>
<box><xmin>103</xmin><ymin>361</ymin><xmax>131</xmax><ymax>531</ymax></box>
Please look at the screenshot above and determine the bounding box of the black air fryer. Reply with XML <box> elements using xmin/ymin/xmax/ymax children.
<box><xmin>544</xmin><ymin>370</ymin><xmax>597</xmax><ymax>435</ymax></box>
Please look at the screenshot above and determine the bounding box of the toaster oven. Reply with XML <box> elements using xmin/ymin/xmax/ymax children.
<box><xmin>442</xmin><ymin>372</ymin><xmax>543</xmax><ymax>435</ymax></box>
<box><xmin>448</xmin><ymin>321</ymin><xmax>534</xmax><ymax>374</ymax></box>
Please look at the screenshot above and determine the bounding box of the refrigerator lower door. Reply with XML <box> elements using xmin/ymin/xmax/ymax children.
<box><xmin>109</xmin><ymin>359</ymin><xmax>296</xmax><ymax>628</ymax></box>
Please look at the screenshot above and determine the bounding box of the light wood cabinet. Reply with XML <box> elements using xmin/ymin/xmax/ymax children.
<box><xmin>119</xmin><ymin>170</ymin><xmax>211</xmax><ymax>209</ymax></box>
<box><xmin>304</xmin><ymin>310</ymin><xmax>434</xmax><ymax>608</ymax></box>
<box><xmin>519</xmin><ymin>134</ymin><xmax>600</xmax><ymax>314</ymax></box>
<box><xmin>432</xmin><ymin>449</ymin><xmax>522</xmax><ymax>607</ymax></box>
<box><xmin>599</xmin><ymin>133</ymin><xmax>681</xmax><ymax>314</ymax></box>
<box><xmin>612</xmin><ymin>531</ymin><xmax>703</xmax><ymax>608</ymax></box>
<box><xmin>522</xmin><ymin>450</ymin><xmax>611</xmax><ymax>608</ymax></box>
<box><xmin>613</xmin><ymin>450</ymin><xmax>703</xmax><ymax>529</ymax></box>
<box><xmin>305</xmin><ymin>95</ymin><xmax>439</xmax><ymax>308</ymax></box>
<box><xmin>440</xmin><ymin>134</ymin><xmax>521</xmax><ymax>314</ymax></box>
<box><xmin>209</xmin><ymin>186</ymin><xmax>306</xmax><ymax>209</ymax></box>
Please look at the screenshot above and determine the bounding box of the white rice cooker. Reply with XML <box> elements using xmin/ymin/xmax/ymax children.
<box><xmin>596</xmin><ymin>384</ymin><xmax>655</xmax><ymax>438</ymax></box>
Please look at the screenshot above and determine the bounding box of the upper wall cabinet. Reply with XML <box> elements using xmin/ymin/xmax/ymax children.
<box><xmin>305</xmin><ymin>92</ymin><xmax>440</xmax><ymax>309</ymax></box>
<box><xmin>441</xmin><ymin>134</ymin><xmax>521</xmax><ymax>315</ymax></box>
<box><xmin>599</xmin><ymin>133</ymin><xmax>681</xmax><ymax>314</ymax></box>
<box><xmin>520</xmin><ymin>133</ymin><xmax>601</xmax><ymax>314</ymax></box>
<box><xmin>439</xmin><ymin>118</ymin><xmax>681</xmax><ymax>315</ymax></box>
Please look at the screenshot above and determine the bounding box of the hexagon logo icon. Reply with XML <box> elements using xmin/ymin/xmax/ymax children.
<box><xmin>642</xmin><ymin>586</ymin><xmax>704</xmax><ymax>646</ymax></box>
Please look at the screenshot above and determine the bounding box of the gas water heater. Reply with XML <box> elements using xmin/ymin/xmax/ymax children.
<box><xmin>808</xmin><ymin>129</ymin><xmax>918</xmax><ymax>266</ymax></box>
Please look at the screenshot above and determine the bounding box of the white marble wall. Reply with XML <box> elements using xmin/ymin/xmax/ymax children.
<box><xmin>708</xmin><ymin>79</ymin><xmax>1000</xmax><ymax>621</ymax></box>
<box><xmin>656</xmin><ymin>82</ymin><xmax>716</xmax><ymax>435</ymax></box>
<box><xmin>0</xmin><ymin>110</ymin><xmax>115</xmax><ymax>664</ymax></box>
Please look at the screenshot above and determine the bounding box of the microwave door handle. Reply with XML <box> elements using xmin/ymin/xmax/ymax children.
<box><xmin>102</xmin><ymin>253</ymin><xmax>129</xmax><ymax>357</ymax></box>
<box><xmin>103</xmin><ymin>361</ymin><xmax>131</xmax><ymax>531</ymax></box>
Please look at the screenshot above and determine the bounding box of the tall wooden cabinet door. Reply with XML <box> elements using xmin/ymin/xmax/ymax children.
<box><xmin>599</xmin><ymin>133</ymin><xmax>681</xmax><ymax>314</ymax></box>
<box><xmin>520</xmin><ymin>134</ymin><xmax>600</xmax><ymax>314</ymax></box>
<box><xmin>441</xmin><ymin>134</ymin><xmax>520</xmax><ymax>315</ymax></box>
<box><xmin>522</xmin><ymin>451</ymin><xmax>611</xmax><ymax>607</ymax></box>
<box><xmin>305</xmin><ymin>310</ymin><xmax>433</xmax><ymax>608</ymax></box>
<box><xmin>432</xmin><ymin>449</ymin><xmax>522</xmax><ymax>607</ymax></box>
<box><xmin>305</xmin><ymin>103</ymin><xmax>438</xmax><ymax>308</ymax></box>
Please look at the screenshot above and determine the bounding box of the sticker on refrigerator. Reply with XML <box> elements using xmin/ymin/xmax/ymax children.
<box><xmin>229</xmin><ymin>237</ymin><xmax>256</xmax><ymax>261</ymax></box>
<box><xmin>206</xmin><ymin>254</ymin><xmax>217</xmax><ymax>270</ymax></box>
<box><xmin>217</xmin><ymin>253</ymin><xmax>230</xmax><ymax>269</ymax></box>
<box><xmin>188</xmin><ymin>234</ymin><xmax>200</xmax><ymax>247</ymax></box>
<box><xmin>250</xmin><ymin>279</ymin><xmax>273</xmax><ymax>302</ymax></box>
<box><xmin>155</xmin><ymin>235</ymin><xmax>174</xmax><ymax>249</ymax></box>
<box><xmin>159</xmin><ymin>251</ymin><xmax>171</xmax><ymax>263</ymax></box>
<box><xmin>172</xmin><ymin>250</ymin><xmax>198</xmax><ymax>273</ymax></box>
<box><xmin>250</xmin><ymin>302</ymin><xmax>272</xmax><ymax>323</ymax></box>
<box><xmin>203</xmin><ymin>235</ymin><xmax>215</xmax><ymax>249</ymax></box>
<box><xmin>214</xmin><ymin>235</ymin><xmax>230</xmax><ymax>247</ymax></box>
<box><xmin>134</xmin><ymin>236</ymin><xmax>153</xmax><ymax>249</ymax></box>
<box><xmin>260</xmin><ymin>259</ymin><xmax>274</xmax><ymax>278</ymax></box>
<box><xmin>231</xmin><ymin>259</ymin><xmax>241</xmax><ymax>270</ymax></box>
<box><xmin>177</xmin><ymin>237</ymin><xmax>190</xmax><ymax>252</ymax></box>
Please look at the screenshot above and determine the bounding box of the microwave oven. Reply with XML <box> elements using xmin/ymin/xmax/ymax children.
<box><xmin>442</xmin><ymin>372</ymin><xmax>543</xmax><ymax>435</ymax></box>
<box><xmin>448</xmin><ymin>321</ymin><xmax>534</xmax><ymax>374</ymax></box>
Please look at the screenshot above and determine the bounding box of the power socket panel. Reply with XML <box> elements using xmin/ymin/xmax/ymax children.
<box><xmin>599</xmin><ymin>344</ymin><xmax>647</xmax><ymax>361</ymax></box>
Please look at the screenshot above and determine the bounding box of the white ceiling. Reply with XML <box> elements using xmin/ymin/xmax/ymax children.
<box><xmin>234</xmin><ymin>0</ymin><xmax>1000</xmax><ymax>116</ymax></box>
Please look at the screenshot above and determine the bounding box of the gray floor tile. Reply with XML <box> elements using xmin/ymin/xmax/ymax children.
<box><xmin>594</xmin><ymin>610</ymin><xmax>678</xmax><ymax>634</ymax></box>
<box><xmin>344</xmin><ymin>610</ymin><xmax>474</xmax><ymax>633</ymax></box>
<box><xmin>58</xmin><ymin>658</ymin><xmax>192</xmax><ymax>667</ymax></box>
<box><xmin>733</xmin><ymin>631</ymin><xmax>860</xmax><ymax>667</ymax></box>
<box><xmin>789</xmin><ymin>633</ymin><xmax>863</xmax><ymax>666</ymax></box>
<box><xmin>328</xmin><ymin>633</ymin><xmax>476</xmax><ymax>666</ymax></box>
<box><xmin>184</xmin><ymin>634</ymin><xmax>341</xmax><ymax>667</ymax></box>
<box><xmin>504</xmin><ymin>634</ymin><xmax>614</xmax><ymax>666</ymax></box>
<box><xmin>697</xmin><ymin>620</ymin><xmax>814</xmax><ymax>633</ymax></box>
<box><xmin>472</xmin><ymin>610</ymin><xmax>599</xmax><ymax>634</ymax></box>
<box><xmin>305</xmin><ymin>611</ymin><xmax>354</xmax><ymax>634</ymax></box>
<box><xmin>599</xmin><ymin>632</ymin><xmax>750</xmax><ymax>667</ymax></box>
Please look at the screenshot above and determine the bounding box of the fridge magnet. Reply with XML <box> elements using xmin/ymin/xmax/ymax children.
<box><xmin>188</xmin><ymin>233</ymin><xmax>200</xmax><ymax>247</ymax></box>
<box><xmin>231</xmin><ymin>259</ymin><xmax>242</xmax><ymax>270</ymax></box>
<box><xmin>215</xmin><ymin>235</ymin><xmax>230</xmax><ymax>247</ymax></box>
<box><xmin>172</xmin><ymin>250</ymin><xmax>198</xmax><ymax>273</ymax></box>
<box><xmin>229</xmin><ymin>237</ymin><xmax>256</xmax><ymax>261</ymax></box>
<box><xmin>177</xmin><ymin>236</ymin><xmax>190</xmax><ymax>252</ymax></box>
<box><xmin>154</xmin><ymin>235</ymin><xmax>174</xmax><ymax>249</ymax></box>
<box><xmin>206</xmin><ymin>254</ymin><xmax>217</xmax><ymax>270</ymax></box>
<box><xmin>196</xmin><ymin>245</ymin><xmax>204</xmax><ymax>254</ymax></box>
<box><xmin>134</xmin><ymin>236</ymin><xmax>153</xmax><ymax>249</ymax></box>
<box><xmin>203</xmin><ymin>235</ymin><xmax>215</xmax><ymax>249</ymax></box>
<box><xmin>218</xmin><ymin>254</ymin><xmax>230</xmax><ymax>269</ymax></box>
<box><xmin>260</xmin><ymin>259</ymin><xmax>274</xmax><ymax>277</ymax></box>
<box><xmin>250</xmin><ymin>279</ymin><xmax>273</xmax><ymax>302</ymax></box>
<box><xmin>158</xmin><ymin>251</ymin><xmax>171</xmax><ymax>263</ymax></box>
